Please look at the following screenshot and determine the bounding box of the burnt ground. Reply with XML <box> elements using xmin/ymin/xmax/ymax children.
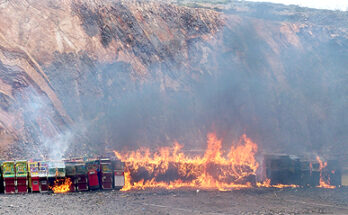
<box><xmin>0</xmin><ymin>188</ymin><xmax>348</xmax><ymax>215</ymax></box>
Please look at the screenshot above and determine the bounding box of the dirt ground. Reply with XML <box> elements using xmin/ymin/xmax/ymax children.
<box><xmin>0</xmin><ymin>188</ymin><xmax>348</xmax><ymax>215</ymax></box>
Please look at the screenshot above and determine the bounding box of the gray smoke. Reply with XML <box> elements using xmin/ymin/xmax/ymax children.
<box><xmin>10</xmin><ymin>86</ymin><xmax>88</xmax><ymax>160</ymax></box>
<box><xmin>6</xmin><ymin>1</ymin><xmax>348</xmax><ymax>160</ymax></box>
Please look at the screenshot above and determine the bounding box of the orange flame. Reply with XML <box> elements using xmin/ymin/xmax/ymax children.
<box><xmin>316</xmin><ymin>156</ymin><xmax>335</xmax><ymax>189</ymax></box>
<box><xmin>271</xmin><ymin>184</ymin><xmax>299</xmax><ymax>188</ymax></box>
<box><xmin>115</xmin><ymin>133</ymin><xmax>260</xmax><ymax>191</ymax></box>
<box><xmin>256</xmin><ymin>178</ymin><xmax>271</xmax><ymax>187</ymax></box>
<box><xmin>256</xmin><ymin>179</ymin><xmax>298</xmax><ymax>188</ymax></box>
<box><xmin>50</xmin><ymin>178</ymin><xmax>72</xmax><ymax>193</ymax></box>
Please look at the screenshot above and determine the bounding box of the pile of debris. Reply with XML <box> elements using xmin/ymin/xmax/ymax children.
<box><xmin>261</xmin><ymin>154</ymin><xmax>342</xmax><ymax>188</ymax></box>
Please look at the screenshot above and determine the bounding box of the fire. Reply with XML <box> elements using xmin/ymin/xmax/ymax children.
<box><xmin>115</xmin><ymin>133</ymin><xmax>334</xmax><ymax>191</ymax></box>
<box><xmin>50</xmin><ymin>178</ymin><xmax>72</xmax><ymax>193</ymax></box>
<box><xmin>316</xmin><ymin>156</ymin><xmax>335</xmax><ymax>189</ymax></box>
<box><xmin>256</xmin><ymin>179</ymin><xmax>299</xmax><ymax>188</ymax></box>
<box><xmin>115</xmin><ymin>133</ymin><xmax>259</xmax><ymax>191</ymax></box>
<box><xmin>256</xmin><ymin>178</ymin><xmax>271</xmax><ymax>187</ymax></box>
<box><xmin>272</xmin><ymin>184</ymin><xmax>299</xmax><ymax>188</ymax></box>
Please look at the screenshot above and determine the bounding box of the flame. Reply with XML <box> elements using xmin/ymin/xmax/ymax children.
<box><xmin>256</xmin><ymin>179</ymin><xmax>298</xmax><ymax>188</ymax></box>
<box><xmin>50</xmin><ymin>178</ymin><xmax>72</xmax><ymax>193</ymax></box>
<box><xmin>316</xmin><ymin>156</ymin><xmax>335</xmax><ymax>189</ymax></box>
<box><xmin>272</xmin><ymin>184</ymin><xmax>299</xmax><ymax>188</ymax></box>
<box><xmin>115</xmin><ymin>133</ymin><xmax>260</xmax><ymax>191</ymax></box>
<box><xmin>256</xmin><ymin>178</ymin><xmax>271</xmax><ymax>187</ymax></box>
<box><xmin>114</xmin><ymin>133</ymin><xmax>333</xmax><ymax>191</ymax></box>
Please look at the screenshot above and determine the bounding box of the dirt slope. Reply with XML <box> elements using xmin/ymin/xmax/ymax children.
<box><xmin>0</xmin><ymin>0</ymin><xmax>348</xmax><ymax>159</ymax></box>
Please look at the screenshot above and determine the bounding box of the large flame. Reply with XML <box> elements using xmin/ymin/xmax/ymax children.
<box><xmin>50</xmin><ymin>178</ymin><xmax>72</xmax><ymax>193</ymax></box>
<box><xmin>316</xmin><ymin>156</ymin><xmax>335</xmax><ymax>189</ymax></box>
<box><xmin>114</xmin><ymin>133</ymin><xmax>260</xmax><ymax>191</ymax></box>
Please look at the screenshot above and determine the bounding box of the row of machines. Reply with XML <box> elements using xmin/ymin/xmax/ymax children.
<box><xmin>263</xmin><ymin>154</ymin><xmax>341</xmax><ymax>187</ymax></box>
<box><xmin>0</xmin><ymin>158</ymin><xmax>125</xmax><ymax>194</ymax></box>
<box><xmin>0</xmin><ymin>161</ymin><xmax>29</xmax><ymax>194</ymax></box>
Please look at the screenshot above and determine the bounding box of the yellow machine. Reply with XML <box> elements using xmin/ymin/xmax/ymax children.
<box><xmin>28</xmin><ymin>161</ymin><xmax>40</xmax><ymax>192</ymax></box>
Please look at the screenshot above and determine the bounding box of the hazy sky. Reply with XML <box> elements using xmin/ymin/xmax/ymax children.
<box><xmin>245</xmin><ymin>0</ymin><xmax>348</xmax><ymax>11</ymax></box>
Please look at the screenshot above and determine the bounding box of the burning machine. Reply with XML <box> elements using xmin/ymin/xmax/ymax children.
<box><xmin>65</xmin><ymin>161</ymin><xmax>77</xmax><ymax>192</ymax></box>
<box><xmin>264</xmin><ymin>154</ymin><xmax>301</xmax><ymax>185</ymax></box>
<box><xmin>112</xmin><ymin>160</ymin><xmax>125</xmax><ymax>190</ymax></box>
<box><xmin>65</xmin><ymin>160</ymin><xmax>88</xmax><ymax>192</ymax></box>
<box><xmin>48</xmin><ymin>161</ymin><xmax>66</xmax><ymax>189</ymax></box>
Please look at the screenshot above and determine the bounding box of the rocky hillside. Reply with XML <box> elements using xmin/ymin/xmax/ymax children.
<box><xmin>0</xmin><ymin>0</ymin><xmax>347</xmax><ymax>159</ymax></box>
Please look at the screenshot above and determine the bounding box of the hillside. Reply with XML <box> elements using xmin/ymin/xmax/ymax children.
<box><xmin>0</xmin><ymin>0</ymin><xmax>347</xmax><ymax>159</ymax></box>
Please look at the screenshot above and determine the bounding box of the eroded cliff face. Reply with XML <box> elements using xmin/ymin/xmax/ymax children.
<box><xmin>0</xmin><ymin>0</ymin><xmax>223</xmax><ymax>158</ymax></box>
<box><xmin>0</xmin><ymin>0</ymin><xmax>347</xmax><ymax>159</ymax></box>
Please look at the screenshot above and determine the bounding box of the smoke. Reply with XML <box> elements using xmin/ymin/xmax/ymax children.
<box><xmin>42</xmin><ymin>2</ymin><xmax>348</xmax><ymax>158</ymax></box>
<box><xmin>10</xmin><ymin>86</ymin><xmax>87</xmax><ymax>160</ymax></box>
<box><xmin>42</xmin><ymin>130</ymin><xmax>72</xmax><ymax>160</ymax></box>
<box><xmin>4</xmin><ymin>0</ymin><xmax>348</xmax><ymax>160</ymax></box>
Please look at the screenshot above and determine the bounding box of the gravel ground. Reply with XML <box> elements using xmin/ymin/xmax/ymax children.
<box><xmin>0</xmin><ymin>188</ymin><xmax>348</xmax><ymax>215</ymax></box>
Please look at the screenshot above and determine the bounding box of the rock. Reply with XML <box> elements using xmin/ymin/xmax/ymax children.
<box><xmin>0</xmin><ymin>0</ymin><xmax>348</xmax><ymax>159</ymax></box>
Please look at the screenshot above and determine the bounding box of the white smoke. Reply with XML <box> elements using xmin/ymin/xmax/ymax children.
<box><xmin>12</xmin><ymin>86</ymin><xmax>87</xmax><ymax>160</ymax></box>
<box><xmin>42</xmin><ymin>129</ymin><xmax>72</xmax><ymax>160</ymax></box>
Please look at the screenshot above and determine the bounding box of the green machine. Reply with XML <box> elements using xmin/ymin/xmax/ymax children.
<box><xmin>65</xmin><ymin>161</ymin><xmax>77</xmax><ymax>192</ymax></box>
<box><xmin>2</xmin><ymin>161</ymin><xmax>16</xmax><ymax>194</ymax></box>
<box><xmin>15</xmin><ymin>160</ymin><xmax>28</xmax><ymax>193</ymax></box>
<box><xmin>75</xmin><ymin>161</ymin><xmax>88</xmax><ymax>191</ymax></box>
<box><xmin>48</xmin><ymin>161</ymin><xmax>66</xmax><ymax>189</ymax></box>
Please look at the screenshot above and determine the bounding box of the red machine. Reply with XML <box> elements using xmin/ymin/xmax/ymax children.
<box><xmin>86</xmin><ymin>160</ymin><xmax>100</xmax><ymax>190</ymax></box>
<box><xmin>28</xmin><ymin>161</ymin><xmax>40</xmax><ymax>192</ymax></box>
<box><xmin>99</xmin><ymin>159</ymin><xmax>113</xmax><ymax>190</ymax></box>
<box><xmin>15</xmin><ymin>161</ymin><xmax>28</xmax><ymax>193</ymax></box>
<box><xmin>38</xmin><ymin>161</ymin><xmax>49</xmax><ymax>192</ymax></box>
<box><xmin>2</xmin><ymin>161</ymin><xmax>16</xmax><ymax>194</ymax></box>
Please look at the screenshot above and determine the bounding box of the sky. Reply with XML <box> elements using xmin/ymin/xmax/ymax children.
<box><xmin>245</xmin><ymin>0</ymin><xmax>348</xmax><ymax>11</ymax></box>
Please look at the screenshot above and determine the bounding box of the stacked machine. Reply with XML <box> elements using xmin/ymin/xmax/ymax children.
<box><xmin>263</xmin><ymin>154</ymin><xmax>341</xmax><ymax>187</ymax></box>
<box><xmin>65</xmin><ymin>160</ymin><xmax>89</xmax><ymax>192</ymax></box>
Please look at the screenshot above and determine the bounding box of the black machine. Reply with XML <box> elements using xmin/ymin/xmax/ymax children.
<box><xmin>264</xmin><ymin>154</ymin><xmax>301</xmax><ymax>185</ymax></box>
<box><xmin>0</xmin><ymin>161</ymin><xmax>4</xmax><ymax>193</ymax></box>
<box><xmin>263</xmin><ymin>154</ymin><xmax>341</xmax><ymax>187</ymax></box>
